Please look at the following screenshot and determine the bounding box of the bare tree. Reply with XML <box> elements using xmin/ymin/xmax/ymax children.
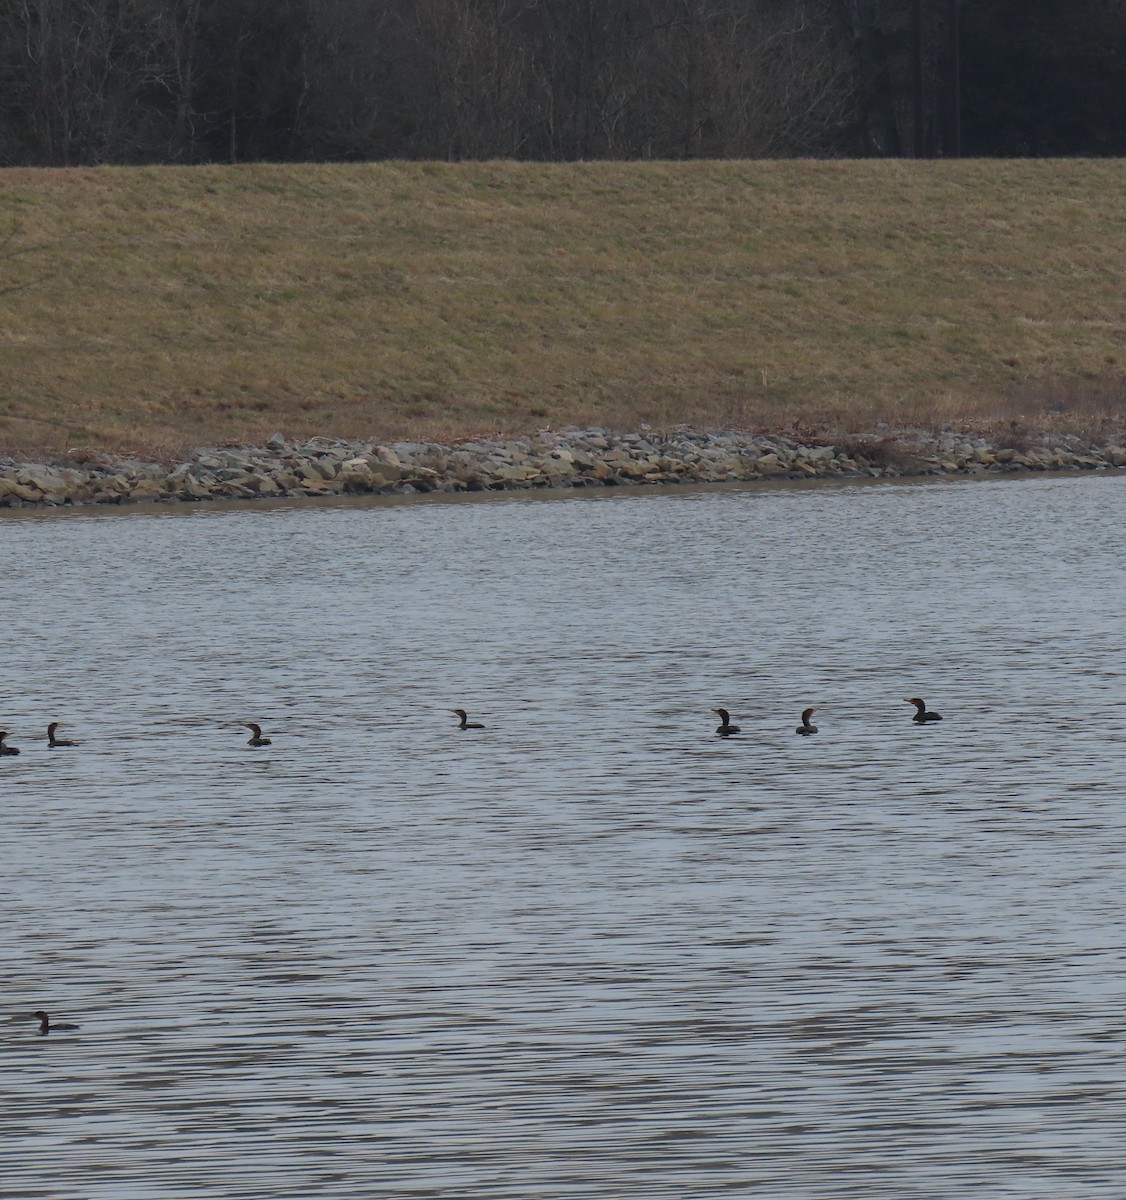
<box><xmin>395</xmin><ymin>0</ymin><xmax>536</xmax><ymax>158</ymax></box>
<box><xmin>0</xmin><ymin>0</ymin><xmax>181</xmax><ymax>164</ymax></box>
<box><xmin>153</xmin><ymin>0</ymin><xmax>204</xmax><ymax>161</ymax></box>
<box><xmin>286</xmin><ymin>0</ymin><xmax>404</xmax><ymax>160</ymax></box>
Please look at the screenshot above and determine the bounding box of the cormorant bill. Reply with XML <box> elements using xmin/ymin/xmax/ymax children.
<box><xmin>47</xmin><ymin>722</ymin><xmax>76</xmax><ymax>748</ymax></box>
<box><xmin>450</xmin><ymin>709</ymin><xmax>485</xmax><ymax>730</ymax></box>
<box><xmin>712</xmin><ymin>707</ymin><xmax>741</xmax><ymax>735</ymax></box>
<box><xmin>242</xmin><ymin>722</ymin><xmax>272</xmax><ymax>746</ymax></box>
<box><xmin>796</xmin><ymin>708</ymin><xmax>818</xmax><ymax>735</ymax></box>
<box><xmin>905</xmin><ymin>697</ymin><xmax>942</xmax><ymax>723</ymax></box>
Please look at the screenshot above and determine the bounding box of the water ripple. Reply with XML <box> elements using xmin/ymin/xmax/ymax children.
<box><xmin>2</xmin><ymin>475</ymin><xmax>1126</xmax><ymax>1197</ymax></box>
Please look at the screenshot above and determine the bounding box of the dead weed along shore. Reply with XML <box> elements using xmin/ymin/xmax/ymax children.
<box><xmin>2</xmin><ymin>426</ymin><xmax>1125</xmax><ymax>509</ymax></box>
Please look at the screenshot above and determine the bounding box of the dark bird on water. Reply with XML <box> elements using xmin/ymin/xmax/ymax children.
<box><xmin>31</xmin><ymin>1011</ymin><xmax>79</xmax><ymax>1036</ymax></box>
<box><xmin>47</xmin><ymin>722</ymin><xmax>76</xmax><ymax>748</ymax></box>
<box><xmin>796</xmin><ymin>708</ymin><xmax>818</xmax><ymax>736</ymax></box>
<box><xmin>242</xmin><ymin>722</ymin><xmax>272</xmax><ymax>746</ymax></box>
<box><xmin>905</xmin><ymin>697</ymin><xmax>942</xmax><ymax>724</ymax></box>
<box><xmin>0</xmin><ymin>731</ymin><xmax>19</xmax><ymax>756</ymax></box>
<box><xmin>451</xmin><ymin>709</ymin><xmax>484</xmax><ymax>730</ymax></box>
<box><xmin>712</xmin><ymin>708</ymin><xmax>741</xmax><ymax>736</ymax></box>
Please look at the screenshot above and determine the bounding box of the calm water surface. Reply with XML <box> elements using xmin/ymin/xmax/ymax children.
<box><xmin>2</xmin><ymin>475</ymin><xmax>1126</xmax><ymax>1198</ymax></box>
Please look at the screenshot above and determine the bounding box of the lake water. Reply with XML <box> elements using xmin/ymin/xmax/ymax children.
<box><xmin>2</xmin><ymin>473</ymin><xmax>1126</xmax><ymax>1199</ymax></box>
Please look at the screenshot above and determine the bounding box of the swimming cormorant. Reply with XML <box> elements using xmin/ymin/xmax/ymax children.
<box><xmin>451</xmin><ymin>709</ymin><xmax>484</xmax><ymax>729</ymax></box>
<box><xmin>31</xmin><ymin>1011</ymin><xmax>78</xmax><ymax>1035</ymax></box>
<box><xmin>905</xmin><ymin>697</ymin><xmax>942</xmax><ymax>723</ymax></box>
<box><xmin>712</xmin><ymin>708</ymin><xmax>741</xmax><ymax>736</ymax></box>
<box><xmin>47</xmin><ymin>722</ymin><xmax>76</xmax><ymax>748</ymax></box>
<box><xmin>242</xmin><ymin>722</ymin><xmax>272</xmax><ymax>746</ymax></box>
<box><xmin>796</xmin><ymin>708</ymin><xmax>818</xmax><ymax>735</ymax></box>
<box><xmin>0</xmin><ymin>731</ymin><xmax>19</xmax><ymax>756</ymax></box>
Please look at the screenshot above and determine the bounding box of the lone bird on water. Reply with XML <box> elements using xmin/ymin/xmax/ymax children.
<box><xmin>451</xmin><ymin>709</ymin><xmax>484</xmax><ymax>730</ymax></box>
<box><xmin>47</xmin><ymin>722</ymin><xmax>76</xmax><ymax>748</ymax></box>
<box><xmin>31</xmin><ymin>1011</ymin><xmax>79</xmax><ymax>1036</ymax></box>
<box><xmin>796</xmin><ymin>708</ymin><xmax>818</xmax><ymax>736</ymax></box>
<box><xmin>905</xmin><ymin>697</ymin><xmax>942</xmax><ymax>724</ymax></box>
<box><xmin>712</xmin><ymin>708</ymin><xmax>741</xmax><ymax>736</ymax></box>
<box><xmin>242</xmin><ymin>722</ymin><xmax>272</xmax><ymax>747</ymax></box>
<box><xmin>0</xmin><ymin>731</ymin><xmax>19</xmax><ymax>756</ymax></box>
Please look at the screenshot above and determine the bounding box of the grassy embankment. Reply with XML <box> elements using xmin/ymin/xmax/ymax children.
<box><xmin>1</xmin><ymin>159</ymin><xmax>1124</xmax><ymax>459</ymax></box>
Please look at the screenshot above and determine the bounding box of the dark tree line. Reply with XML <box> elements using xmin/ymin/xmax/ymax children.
<box><xmin>0</xmin><ymin>0</ymin><xmax>1123</xmax><ymax>166</ymax></box>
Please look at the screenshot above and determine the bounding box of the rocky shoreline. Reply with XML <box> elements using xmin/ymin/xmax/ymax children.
<box><xmin>2</xmin><ymin>427</ymin><xmax>1125</xmax><ymax>508</ymax></box>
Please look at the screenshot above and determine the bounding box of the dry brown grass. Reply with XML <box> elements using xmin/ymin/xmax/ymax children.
<box><xmin>2</xmin><ymin>159</ymin><xmax>1126</xmax><ymax>458</ymax></box>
